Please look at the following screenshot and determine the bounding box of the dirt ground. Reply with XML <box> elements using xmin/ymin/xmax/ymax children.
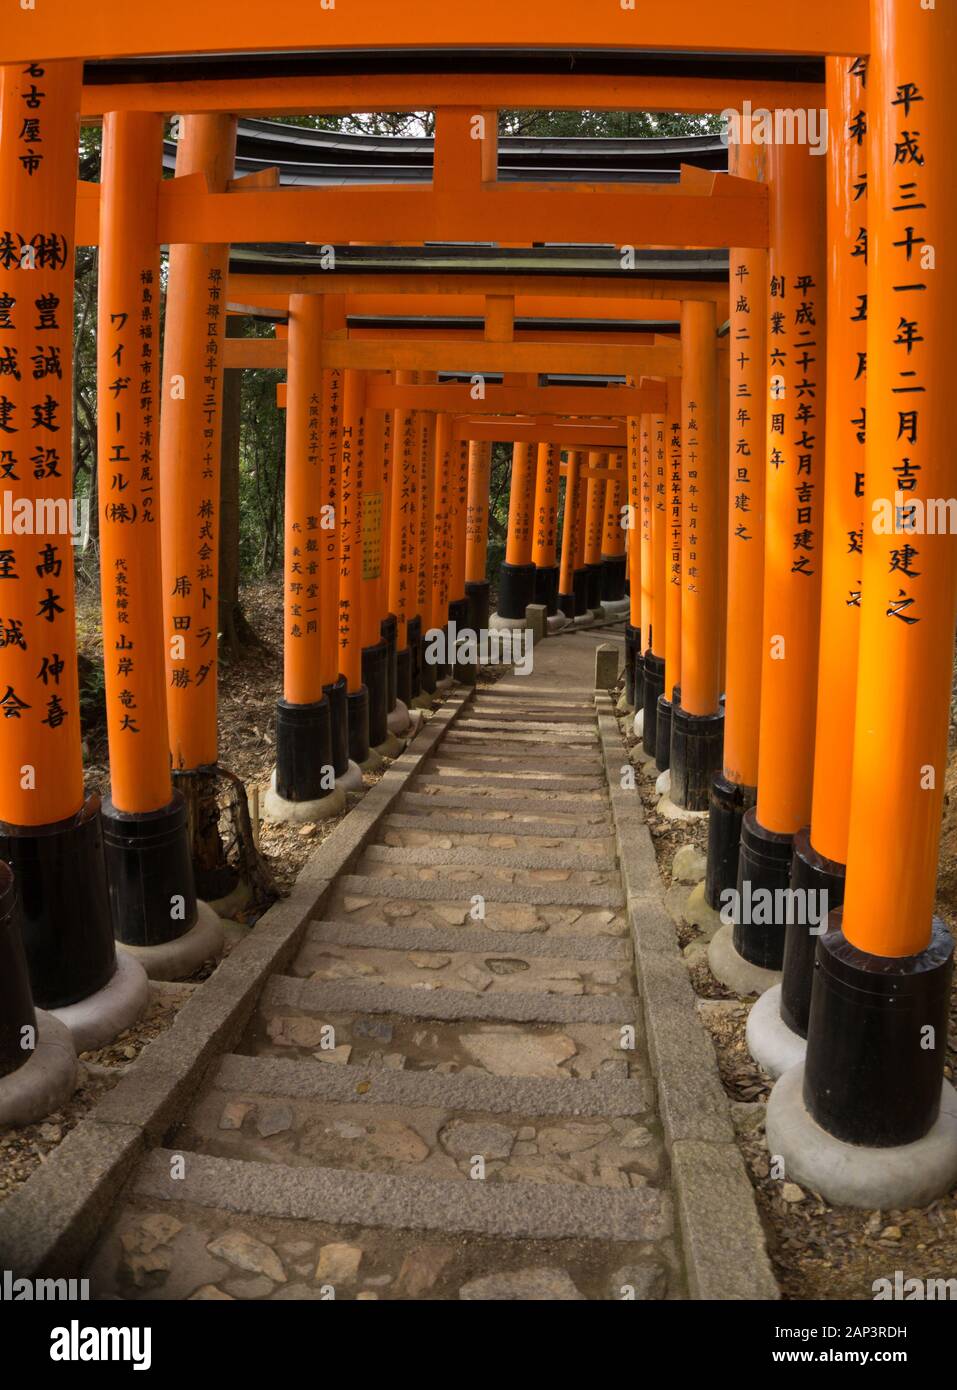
<box><xmin>614</xmin><ymin>680</ymin><xmax>957</xmax><ymax>1302</ymax></box>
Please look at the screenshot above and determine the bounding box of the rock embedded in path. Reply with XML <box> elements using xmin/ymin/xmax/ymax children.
<box><xmin>207</xmin><ymin>1231</ymin><xmax>286</xmax><ymax>1284</ymax></box>
<box><xmin>459</xmin><ymin>1268</ymin><xmax>585</xmax><ymax>1301</ymax></box>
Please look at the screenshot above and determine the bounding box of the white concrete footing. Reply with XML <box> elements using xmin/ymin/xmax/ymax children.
<box><xmin>205</xmin><ymin>877</ymin><xmax>253</xmax><ymax>921</ymax></box>
<box><xmin>117</xmin><ymin>901</ymin><xmax>227</xmax><ymax>983</ymax></box>
<box><xmin>601</xmin><ymin>597</ymin><xmax>630</xmax><ymax>617</ymax></box>
<box><xmin>387</xmin><ymin>699</ymin><xmax>412</xmax><ymax>736</ymax></box>
<box><xmin>766</xmin><ymin>1063</ymin><xmax>957</xmax><ymax>1210</ymax></box>
<box><xmin>359</xmin><ymin>748</ymin><xmax>385</xmax><ymax>773</ymax></box>
<box><xmin>489</xmin><ymin>612</ymin><xmax>527</xmax><ymax>631</ymax></box>
<box><xmin>262</xmin><ymin>770</ymin><xmax>347</xmax><ymax>826</ymax></box>
<box><xmin>656</xmin><ymin>792</ymin><xmax>708</xmax><ymax>823</ymax></box>
<box><xmin>546</xmin><ymin>612</ymin><xmax>567</xmax><ymax>634</ymax></box>
<box><xmin>746</xmin><ymin>984</ymin><xmax>807</xmax><ymax>1078</ymax></box>
<box><xmin>0</xmin><ymin>1011</ymin><xmax>77</xmax><ymax>1128</ymax></box>
<box><xmin>374</xmin><ymin>731</ymin><xmax>406</xmax><ymax>759</ymax></box>
<box><xmin>654</xmin><ymin>768</ymin><xmax>671</xmax><ymax>797</ymax></box>
<box><xmin>633</xmin><ymin>709</ymin><xmax>644</xmax><ymax>739</ymax></box>
<box><xmin>337</xmin><ymin>760</ymin><xmax>365</xmax><ymax>793</ymax></box>
<box><xmin>707</xmin><ymin>922</ymin><xmax>781</xmax><ymax>996</ymax></box>
<box><xmin>49</xmin><ymin>951</ymin><xmax>149</xmax><ymax>1054</ymax></box>
<box><xmin>573</xmin><ymin>613</ymin><xmax>594</xmax><ymax>628</ymax></box>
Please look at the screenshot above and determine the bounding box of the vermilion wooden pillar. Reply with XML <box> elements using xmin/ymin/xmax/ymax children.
<box><xmin>774</xmin><ymin>57</ymin><xmax>868</xmax><ymax>1038</ymax></box>
<box><xmin>558</xmin><ymin>449</ymin><xmax>588</xmax><ymax>623</ymax></box>
<box><xmin>656</xmin><ymin>379</ymin><xmax>683</xmax><ymax>771</ymax></box>
<box><xmin>96</xmin><ymin>111</ymin><xmax>218</xmax><ymax>962</ymax></box>
<box><xmin>0</xmin><ymin>61</ymin><xmax>117</xmax><ymax>1011</ymax></box>
<box><xmin>599</xmin><ymin>449</ymin><xmax>627</xmax><ymax>609</ymax></box>
<box><xmin>531</xmin><ymin>441</ymin><xmax>562</xmax><ymax>626</ymax></box>
<box><xmin>790</xmin><ymin>0</ymin><xmax>957</xmax><ymax>1172</ymax></box>
<box><xmin>582</xmin><ymin>451</ymin><xmax>607</xmax><ymax>613</ymax></box>
<box><xmin>389</xmin><ymin>372</ymin><xmax>420</xmax><ymax>711</ymax></box>
<box><xmin>493</xmin><ymin>442</ymin><xmax>537</xmax><ymax>626</ymax></box>
<box><xmin>642</xmin><ymin>412</ymin><xmax>668</xmax><ymax>753</ymax></box>
<box><xmin>731</xmin><ymin>137</ymin><xmax>827</xmax><ymax>975</ymax></box>
<box><xmin>706</xmin><ymin>140</ymin><xmax>768</xmax><ymax>910</ymax></box>
<box><xmin>159</xmin><ymin>113</ymin><xmax>237</xmax><ymax>898</ymax></box>
<box><xmin>268</xmin><ymin>293</ymin><xmax>345</xmax><ymax>818</ymax></box>
<box><xmin>464</xmin><ymin>440</ymin><xmax>492</xmax><ymax>641</ymax></box>
<box><xmin>670</xmin><ymin>300</ymin><xmax>723</xmax><ymax>810</ymax></box>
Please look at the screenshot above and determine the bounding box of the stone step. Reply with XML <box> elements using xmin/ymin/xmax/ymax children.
<box><xmin>328</xmin><ymin>883</ymin><xmax>625</xmax><ymax>939</ymax></box>
<box><xmin>464</xmin><ymin>717</ymin><xmax>598</xmax><ymax>728</ymax></box>
<box><xmin>458</xmin><ymin>717</ymin><xmax>597</xmax><ymax>736</ymax></box>
<box><xmin>361</xmin><ymin>842</ymin><xmax>617</xmax><ymax>873</ymax></box>
<box><xmin>417</xmin><ymin>767</ymin><xmax>607</xmax><ymax>792</ymax></box>
<box><xmin>428</xmin><ymin>746</ymin><xmax>604</xmax><ymax>769</ymax></box>
<box><xmin>134</xmin><ymin>1150</ymin><xmax>672</xmax><ymax>1243</ymax></box>
<box><xmin>308</xmin><ymin>917</ymin><xmax>630</xmax><ymax>961</ymax></box>
<box><xmin>84</xmin><ymin>1196</ymin><xmax>677</xmax><ymax>1300</ymax></box>
<box><xmin>246</xmin><ymin>1010</ymin><xmax>641</xmax><ymax>1081</ymax></box>
<box><xmin>406</xmin><ymin>778</ymin><xmax>600</xmax><ymax>811</ymax></box>
<box><xmin>382</xmin><ymin>812</ymin><xmax>615</xmax><ymax>844</ymax></box>
<box><xmin>352</xmin><ymin>859</ymin><xmax>617</xmax><ymax>895</ymax></box>
<box><xmin>260</xmin><ymin>974</ymin><xmax>634</xmax><ymax>1027</ymax></box>
<box><xmin>336</xmin><ymin>871</ymin><xmax>624</xmax><ymax>910</ymax></box>
<box><xmin>288</xmin><ymin>938</ymin><xmax>631</xmax><ymax>1001</ymax></box>
<box><xmin>212</xmin><ymin>1052</ymin><xmax>651</xmax><ymax>1116</ymax></box>
<box><xmin>444</xmin><ymin>727</ymin><xmax>596</xmax><ymax>746</ymax></box>
<box><xmin>178</xmin><ymin>1085</ymin><xmax>663</xmax><ymax>1193</ymax></box>
<box><xmin>403</xmin><ymin>786</ymin><xmax>608</xmax><ymax>814</ymax></box>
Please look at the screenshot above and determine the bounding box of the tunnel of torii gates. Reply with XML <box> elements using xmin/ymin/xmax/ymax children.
<box><xmin>0</xmin><ymin>0</ymin><xmax>955</xmax><ymax>1211</ymax></box>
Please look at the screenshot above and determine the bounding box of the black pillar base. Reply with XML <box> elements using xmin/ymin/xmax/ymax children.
<box><xmin>347</xmin><ymin>685</ymin><xmax>371</xmax><ymax>765</ymax></box>
<box><xmin>0</xmin><ymin>799</ymin><xmax>116</xmax><ymax>1011</ymax></box>
<box><xmin>466</xmin><ymin>579</ymin><xmax>490</xmax><ymax>639</ymax></box>
<box><xmin>600</xmin><ymin>553</ymin><xmax>626</xmax><ymax>603</ymax></box>
<box><xmin>655</xmin><ymin>695</ymin><xmax>673</xmax><ymax>772</ymax></box>
<box><xmin>361</xmin><ymin>641</ymin><xmax>389</xmax><ymax>746</ymax></box>
<box><xmin>448</xmin><ymin>596</ymin><xmax>474</xmax><ymax>683</ymax></box>
<box><xmin>705</xmin><ymin>775</ymin><xmax>757</xmax><ymax>911</ymax></box>
<box><xmin>558</xmin><ymin>591</ymin><xmax>576</xmax><ymax>620</ymax></box>
<box><xmin>585</xmin><ymin>562</ymin><xmax>603</xmax><ymax>610</ymax></box>
<box><xmin>669</xmin><ymin>706</ymin><xmax>724</xmax><ymax>813</ymax></box>
<box><xmin>780</xmin><ymin>829</ymin><xmax>846</xmax><ymax>1038</ymax></box>
<box><xmin>425</xmin><ymin>624</ymin><xmax>450</xmax><ymax>683</ymax></box>
<box><xmin>642</xmin><ymin>653</ymin><xmax>665</xmax><ymax>754</ymax></box>
<box><xmin>102</xmin><ymin>792</ymin><xmax>199</xmax><ymax>948</ymax></box>
<box><xmin>572</xmin><ymin>566</ymin><xmax>589</xmax><ymax>617</ymax></box>
<box><xmin>624</xmin><ymin>625</ymin><xmax>642</xmax><ymax>710</ymax></box>
<box><xmin>533</xmin><ymin>564</ymin><xmax>560</xmax><ymax>616</ymax></box>
<box><xmin>380</xmin><ymin>614</ymin><xmax>398</xmax><ymax>713</ymax></box>
<box><xmin>396</xmin><ymin>646</ymin><xmax>413</xmax><ymax>707</ymax></box>
<box><xmin>804</xmin><ymin>911</ymin><xmax>954</xmax><ymax>1147</ymax></box>
<box><xmin>275</xmin><ymin>695</ymin><xmax>335</xmax><ymax>803</ymax></box>
<box><xmin>0</xmin><ymin>863</ymin><xmax>37</xmax><ymax>1080</ymax></box>
<box><xmin>733</xmin><ymin>807</ymin><xmax>793</xmax><ymax>971</ymax></box>
<box><xmin>497</xmin><ymin>561</ymin><xmax>536</xmax><ymax>621</ymax></box>
<box><xmin>323</xmin><ymin>675</ymin><xmax>350</xmax><ymax>779</ymax></box>
<box><xmin>407</xmin><ymin>615</ymin><xmax>424</xmax><ymax>696</ymax></box>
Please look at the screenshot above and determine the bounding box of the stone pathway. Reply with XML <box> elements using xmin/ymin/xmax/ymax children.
<box><xmin>83</xmin><ymin>631</ymin><xmax>684</xmax><ymax>1301</ymax></box>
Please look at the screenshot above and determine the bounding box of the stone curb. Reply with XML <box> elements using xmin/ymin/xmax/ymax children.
<box><xmin>594</xmin><ymin>693</ymin><xmax>779</xmax><ymax>1302</ymax></box>
<box><xmin>0</xmin><ymin>690</ymin><xmax>475</xmax><ymax>1278</ymax></box>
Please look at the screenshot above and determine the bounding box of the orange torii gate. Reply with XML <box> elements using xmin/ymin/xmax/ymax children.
<box><xmin>0</xmin><ymin>0</ymin><xmax>955</xmax><ymax>1221</ymax></box>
